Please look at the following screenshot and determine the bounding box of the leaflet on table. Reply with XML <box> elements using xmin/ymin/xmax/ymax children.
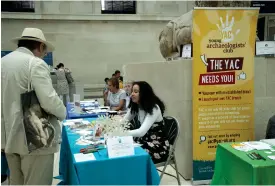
<box><xmin>76</xmin><ymin>133</ymin><xmax>105</xmax><ymax>145</ymax></box>
<box><xmin>74</xmin><ymin>153</ymin><xmax>96</xmax><ymax>162</ymax></box>
<box><xmin>63</xmin><ymin>121</ymin><xmax>75</xmax><ymax>126</ymax></box>
<box><xmin>75</xmin><ymin>130</ymin><xmax>93</xmax><ymax>136</ymax></box>
<box><xmin>81</xmin><ymin>100</ymin><xmax>95</xmax><ymax>103</ymax></box>
<box><xmin>107</xmin><ymin>136</ymin><xmax>134</xmax><ymax>158</ymax></box>
<box><xmin>76</xmin><ymin>139</ymin><xmax>93</xmax><ymax>146</ymax></box>
<box><xmin>243</xmin><ymin>141</ymin><xmax>273</xmax><ymax>150</ymax></box>
<box><xmin>82</xmin><ymin>120</ymin><xmax>90</xmax><ymax>125</ymax></box>
<box><xmin>67</xmin><ymin>119</ymin><xmax>83</xmax><ymax>122</ymax></box>
<box><xmin>260</xmin><ymin>139</ymin><xmax>275</xmax><ymax>147</ymax></box>
<box><xmin>231</xmin><ymin>143</ymin><xmax>254</xmax><ymax>152</ymax></box>
<box><xmin>86</xmin><ymin>109</ymin><xmax>108</xmax><ymax>114</ymax></box>
<box><xmin>63</xmin><ymin>119</ymin><xmax>90</xmax><ymax>126</ymax></box>
<box><xmin>267</xmin><ymin>155</ymin><xmax>275</xmax><ymax>160</ymax></box>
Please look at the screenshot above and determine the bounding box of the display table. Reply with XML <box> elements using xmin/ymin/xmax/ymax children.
<box><xmin>211</xmin><ymin>143</ymin><xmax>275</xmax><ymax>185</ymax></box>
<box><xmin>66</xmin><ymin>103</ymin><xmax>107</xmax><ymax>119</ymax></box>
<box><xmin>59</xmin><ymin>118</ymin><xmax>160</xmax><ymax>185</ymax></box>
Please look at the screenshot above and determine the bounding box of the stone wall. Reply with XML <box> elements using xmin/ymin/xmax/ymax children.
<box><xmin>1</xmin><ymin>1</ymin><xmax>194</xmax><ymax>87</ymax></box>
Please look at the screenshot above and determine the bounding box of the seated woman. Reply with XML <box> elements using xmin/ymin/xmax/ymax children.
<box><xmin>117</xmin><ymin>81</ymin><xmax>133</xmax><ymax>115</ymax></box>
<box><xmin>124</xmin><ymin>81</ymin><xmax>169</xmax><ymax>164</ymax></box>
<box><xmin>103</xmin><ymin>77</ymin><xmax>109</xmax><ymax>106</ymax></box>
<box><xmin>124</xmin><ymin>81</ymin><xmax>133</xmax><ymax>109</ymax></box>
<box><xmin>106</xmin><ymin>78</ymin><xmax>127</xmax><ymax>111</ymax></box>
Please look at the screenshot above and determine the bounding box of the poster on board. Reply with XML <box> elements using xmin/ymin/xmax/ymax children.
<box><xmin>192</xmin><ymin>7</ymin><xmax>259</xmax><ymax>183</ymax></box>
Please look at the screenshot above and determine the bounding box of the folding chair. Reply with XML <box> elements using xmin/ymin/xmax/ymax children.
<box><xmin>155</xmin><ymin>116</ymin><xmax>181</xmax><ymax>185</ymax></box>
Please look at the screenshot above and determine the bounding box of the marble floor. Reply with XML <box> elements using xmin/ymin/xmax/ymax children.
<box><xmin>158</xmin><ymin>166</ymin><xmax>192</xmax><ymax>185</ymax></box>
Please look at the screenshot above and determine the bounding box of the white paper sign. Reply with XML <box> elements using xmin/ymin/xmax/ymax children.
<box><xmin>73</xmin><ymin>94</ymin><xmax>81</xmax><ymax>113</ymax></box>
<box><xmin>181</xmin><ymin>44</ymin><xmax>192</xmax><ymax>58</ymax></box>
<box><xmin>107</xmin><ymin>136</ymin><xmax>134</xmax><ymax>158</ymax></box>
<box><xmin>256</xmin><ymin>41</ymin><xmax>275</xmax><ymax>55</ymax></box>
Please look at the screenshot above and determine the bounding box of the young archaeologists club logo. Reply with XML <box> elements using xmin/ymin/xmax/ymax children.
<box><xmin>216</xmin><ymin>14</ymin><xmax>240</xmax><ymax>43</ymax></box>
<box><xmin>207</xmin><ymin>14</ymin><xmax>245</xmax><ymax>53</ymax></box>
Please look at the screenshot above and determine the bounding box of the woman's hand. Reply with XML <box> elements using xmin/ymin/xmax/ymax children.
<box><xmin>65</xmin><ymin>68</ymin><xmax>70</xmax><ymax>73</ymax></box>
<box><xmin>95</xmin><ymin>127</ymin><xmax>103</xmax><ymax>137</ymax></box>
<box><xmin>118</xmin><ymin>110</ymin><xmax>127</xmax><ymax>115</ymax></box>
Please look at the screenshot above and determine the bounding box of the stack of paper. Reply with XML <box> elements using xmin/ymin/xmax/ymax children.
<box><xmin>63</xmin><ymin>119</ymin><xmax>91</xmax><ymax>126</ymax></box>
<box><xmin>75</xmin><ymin>130</ymin><xmax>93</xmax><ymax>135</ymax></box>
<box><xmin>66</xmin><ymin>119</ymin><xmax>83</xmax><ymax>123</ymax></box>
<box><xmin>260</xmin><ymin>139</ymin><xmax>275</xmax><ymax>147</ymax></box>
<box><xmin>63</xmin><ymin>121</ymin><xmax>75</xmax><ymax>126</ymax></box>
<box><xmin>86</xmin><ymin>109</ymin><xmax>107</xmax><ymax>114</ymax></box>
<box><xmin>267</xmin><ymin>155</ymin><xmax>275</xmax><ymax>160</ymax></box>
<box><xmin>231</xmin><ymin>143</ymin><xmax>254</xmax><ymax>152</ymax></box>
<box><xmin>81</xmin><ymin>100</ymin><xmax>95</xmax><ymax>103</ymax></box>
<box><xmin>243</xmin><ymin>141</ymin><xmax>273</xmax><ymax>150</ymax></box>
<box><xmin>82</xmin><ymin>120</ymin><xmax>90</xmax><ymax>125</ymax></box>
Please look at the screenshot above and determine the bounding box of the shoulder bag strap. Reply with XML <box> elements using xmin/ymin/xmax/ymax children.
<box><xmin>27</xmin><ymin>57</ymin><xmax>35</xmax><ymax>92</ymax></box>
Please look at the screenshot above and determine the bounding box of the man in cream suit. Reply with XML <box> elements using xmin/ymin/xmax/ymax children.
<box><xmin>1</xmin><ymin>28</ymin><xmax>66</xmax><ymax>185</ymax></box>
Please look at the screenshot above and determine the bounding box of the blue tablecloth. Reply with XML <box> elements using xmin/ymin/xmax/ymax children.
<box><xmin>66</xmin><ymin>103</ymin><xmax>107</xmax><ymax>119</ymax></box>
<box><xmin>59</xmin><ymin>118</ymin><xmax>160</xmax><ymax>185</ymax></box>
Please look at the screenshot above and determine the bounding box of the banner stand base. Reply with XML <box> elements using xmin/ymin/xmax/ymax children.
<box><xmin>192</xmin><ymin>179</ymin><xmax>211</xmax><ymax>185</ymax></box>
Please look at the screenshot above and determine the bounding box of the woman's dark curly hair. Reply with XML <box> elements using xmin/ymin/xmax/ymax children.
<box><xmin>129</xmin><ymin>81</ymin><xmax>165</xmax><ymax>115</ymax></box>
<box><xmin>56</xmin><ymin>63</ymin><xmax>64</xmax><ymax>69</ymax></box>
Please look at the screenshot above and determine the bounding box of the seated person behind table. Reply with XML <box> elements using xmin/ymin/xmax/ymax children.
<box><xmin>124</xmin><ymin>81</ymin><xmax>133</xmax><ymax>108</ymax></box>
<box><xmin>106</xmin><ymin>78</ymin><xmax>127</xmax><ymax>111</ymax></box>
<box><xmin>103</xmin><ymin>77</ymin><xmax>109</xmax><ymax>105</ymax></box>
<box><xmin>124</xmin><ymin>81</ymin><xmax>169</xmax><ymax>164</ymax></box>
<box><xmin>115</xmin><ymin>70</ymin><xmax>123</xmax><ymax>89</ymax></box>
<box><xmin>117</xmin><ymin>81</ymin><xmax>133</xmax><ymax>115</ymax></box>
<box><xmin>266</xmin><ymin>115</ymin><xmax>275</xmax><ymax>139</ymax></box>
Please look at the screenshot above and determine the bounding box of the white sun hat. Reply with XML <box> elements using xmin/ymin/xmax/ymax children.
<box><xmin>12</xmin><ymin>28</ymin><xmax>54</xmax><ymax>51</ymax></box>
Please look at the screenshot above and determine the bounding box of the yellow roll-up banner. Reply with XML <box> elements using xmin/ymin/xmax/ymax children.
<box><xmin>192</xmin><ymin>8</ymin><xmax>259</xmax><ymax>182</ymax></box>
